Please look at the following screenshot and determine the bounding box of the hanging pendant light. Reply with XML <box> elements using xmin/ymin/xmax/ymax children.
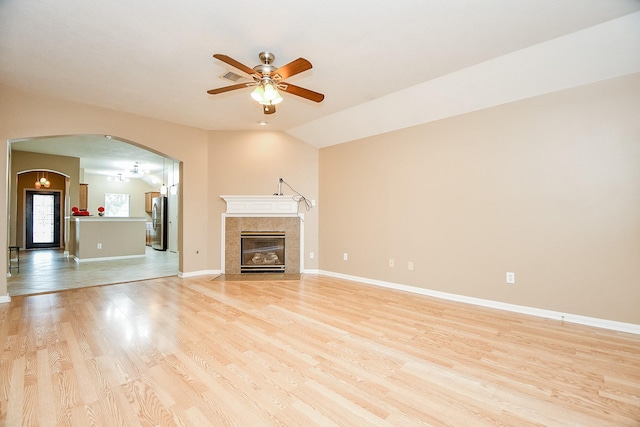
<box><xmin>34</xmin><ymin>171</ymin><xmax>50</xmax><ymax>188</ymax></box>
<box><xmin>160</xmin><ymin>158</ymin><xmax>167</xmax><ymax>195</ymax></box>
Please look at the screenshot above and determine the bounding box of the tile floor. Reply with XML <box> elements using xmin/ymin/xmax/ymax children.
<box><xmin>7</xmin><ymin>246</ymin><xmax>179</xmax><ymax>296</ymax></box>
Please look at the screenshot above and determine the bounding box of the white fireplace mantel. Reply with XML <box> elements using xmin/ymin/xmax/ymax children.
<box><xmin>221</xmin><ymin>195</ymin><xmax>299</xmax><ymax>215</ymax></box>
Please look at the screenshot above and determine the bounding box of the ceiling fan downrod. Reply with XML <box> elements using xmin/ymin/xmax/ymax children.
<box><xmin>253</xmin><ymin>52</ymin><xmax>277</xmax><ymax>76</ymax></box>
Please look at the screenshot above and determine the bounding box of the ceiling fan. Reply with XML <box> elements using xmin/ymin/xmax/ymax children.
<box><xmin>207</xmin><ymin>51</ymin><xmax>324</xmax><ymax>114</ymax></box>
<box><xmin>130</xmin><ymin>162</ymin><xmax>141</xmax><ymax>175</ymax></box>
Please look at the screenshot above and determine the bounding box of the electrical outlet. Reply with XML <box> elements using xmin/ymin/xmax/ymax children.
<box><xmin>506</xmin><ymin>272</ymin><xmax>515</xmax><ymax>284</ymax></box>
<box><xmin>408</xmin><ymin>261</ymin><xmax>414</xmax><ymax>271</ymax></box>
<box><xmin>343</xmin><ymin>253</ymin><xmax>348</xmax><ymax>261</ymax></box>
<box><xmin>97</xmin><ymin>243</ymin><xmax>102</xmax><ymax>249</ymax></box>
<box><xmin>388</xmin><ymin>258</ymin><xmax>394</xmax><ymax>268</ymax></box>
<box><xmin>309</xmin><ymin>252</ymin><xmax>314</xmax><ymax>259</ymax></box>
<box><xmin>311</xmin><ymin>199</ymin><xmax>316</xmax><ymax>207</ymax></box>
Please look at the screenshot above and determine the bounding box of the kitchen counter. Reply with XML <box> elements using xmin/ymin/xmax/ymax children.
<box><xmin>72</xmin><ymin>217</ymin><xmax>146</xmax><ymax>261</ymax></box>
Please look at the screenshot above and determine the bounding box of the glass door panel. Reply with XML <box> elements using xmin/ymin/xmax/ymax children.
<box><xmin>32</xmin><ymin>194</ymin><xmax>55</xmax><ymax>243</ymax></box>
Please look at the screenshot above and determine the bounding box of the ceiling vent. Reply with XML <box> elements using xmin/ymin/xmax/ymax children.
<box><xmin>221</xmin><ymin>71</ymin><xmax>249</xmax><ymax>82</ymax></box>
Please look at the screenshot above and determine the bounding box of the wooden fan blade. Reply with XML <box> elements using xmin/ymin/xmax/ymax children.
<box><xmin>280</xmin><ymin>83</ymin><xmax>324</xmax><ymax>103</ymax></box>
<box><xmin>272</xmin><ymin>58</ymin><xmax>312</xmax><ymax>80</ymax></box>
<box><xmin>213</xmin><ymin>54</ymin><xmax>258</xmax><ymax>77</ymax></box>
<box><xmin>207</xmin><ymin>83</ymin><xmax>250</xmax><ymax>95</ymax></box>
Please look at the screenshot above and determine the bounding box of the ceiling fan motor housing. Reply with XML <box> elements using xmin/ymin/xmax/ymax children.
<box><xmin>253</xmin><ymin>52</ymin><xmax>277</xmax><ymax>76</ymax></box>
<box><xmin>259</xmin><ymin>51</ymin><xmax>275</xmax><ymax>64</ymax></box>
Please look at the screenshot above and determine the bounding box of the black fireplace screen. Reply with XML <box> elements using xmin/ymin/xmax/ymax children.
<box><xmin>240</xmin><ymin>231</ymin><xmax>285</xmax><ymax>273</ymax></box>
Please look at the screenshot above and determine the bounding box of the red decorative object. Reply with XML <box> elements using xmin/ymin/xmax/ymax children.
<box><xmin>98</xmin><ymin>206</ymin><xmax>105</xmax><ymax>212</ymax></box>
<box><xmin>72</xmin><ymin>206</ymin><xmax>90</xmax><ymax>216</ymax></box>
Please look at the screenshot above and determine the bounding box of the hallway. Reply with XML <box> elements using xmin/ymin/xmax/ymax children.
<box><xmin>7</xmin><ymin>247</ymin><xmax>179</xmax><ymax>296</ymax></box>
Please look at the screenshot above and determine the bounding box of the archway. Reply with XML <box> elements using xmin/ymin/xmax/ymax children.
<box><xmin>7</xmin><ymin>134</ymin><xmax>181</xmax><ymax>296</ymax></box>
<box><xmin>17</xmin><ymin>170</ymin><xmax>67</xmax><ymax>250</ymax></box>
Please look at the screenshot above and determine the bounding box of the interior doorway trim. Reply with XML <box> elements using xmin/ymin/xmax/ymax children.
<box><xmin>24</xmin><ymin>189</ymin><xmax>63</xmax><ymax>249</ymax></box>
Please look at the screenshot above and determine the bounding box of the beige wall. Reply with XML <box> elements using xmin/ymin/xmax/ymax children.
<box><xmin>319</xmin><ymin>73</ymin><xmax>640</xmax><ymax>324</ymax></box>
<box><xmin>207</xmin><ymin>131</ymin><xmax>319</xmax><ymax>270</ymax></box>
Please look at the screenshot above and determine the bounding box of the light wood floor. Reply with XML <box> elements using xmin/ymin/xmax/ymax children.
<box><xmin>7</xmin><ymin>247</ymin><xmax>179</xmax><ymax>297</ymax></box>
<box><xmin>0</xmin><ymin>274</ymin><xmax>638</xmax><ymax>426</ymax></box>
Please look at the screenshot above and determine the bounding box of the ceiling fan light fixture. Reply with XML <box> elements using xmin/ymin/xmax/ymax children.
<box><xmin>253</xmin><ymin>79</ymin><xmax>283</xmax><ymax>106</ymax></box>
<box><xmin>259</xmin><ymin>93</ymin><xmax>283</xmax><ymax>105</ymax></box>
<box><xmin>251</xmin><ymin>85</ymin><xmax>265</xmax><ymax>102</ymax></box>
<box><xmin>263</xmin><ymin>83</ymin><xmax>279</xmax><ymax>101</ymax></box>
<box><xmin>271</xmin><ymin>92</ymin><xmax>283</xmax><ymax>105</ymax></box>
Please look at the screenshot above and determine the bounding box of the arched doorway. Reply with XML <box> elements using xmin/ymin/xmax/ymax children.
<box><xmin>7</xmin><ymin>134</ymin><xmax>181</xmax><ymax>296</ymax></box>
<box><xmin>18</xmin><ymin>170</ymin><xmax>67</xmax><ymax>250</ymax></box>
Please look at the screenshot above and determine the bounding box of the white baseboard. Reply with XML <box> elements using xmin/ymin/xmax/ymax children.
<box><xmin>179</xmin><ymin>269</ymin><xmax>221</xmax><ymax>278</ymax></box>
<box><xmin>317</xmin><ymin>270</ymin><xmax>640</xmax><ymax>335</ymax></box>
<box><xmin>0</xmin><ymin>295</ymin><xmax>11</xmax><ymax>304</ymax></box>
<box><xmin>74</xmin><ymin>254</ymin><xmax>145</xmax><ymax>263</ymax></box>
<box><xmin>180</xmin><ymin>269</ymin><xmax>315</xmax><ymax>278</ymax></box>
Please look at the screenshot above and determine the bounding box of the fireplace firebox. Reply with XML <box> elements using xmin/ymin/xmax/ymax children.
<box><xmin>240</xmin><ymin>231</ymin><xmax>285</xmax><ymax>273</ymax></box>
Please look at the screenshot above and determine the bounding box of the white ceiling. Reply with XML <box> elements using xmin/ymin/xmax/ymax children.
<box><xmin>11</xmin><ymin>135</ymin><xmax>171</xmax><ymax>185</ymax></box>
<box><xmin>1</xmin><ymin>0</ymin><xmax>639</xmax><ymax>166</ymax></box>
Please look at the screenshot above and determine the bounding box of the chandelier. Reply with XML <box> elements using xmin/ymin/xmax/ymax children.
<box><xmin>34</xmin><ymin>172</ymin><xmax>50</xmax><ymax>189</ymax></box>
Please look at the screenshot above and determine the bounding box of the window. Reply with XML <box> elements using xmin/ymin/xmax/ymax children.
<box><xmin>104</xmin><ymin>193</ymin><xmax>130</xmax><ymax>217</ymax></box>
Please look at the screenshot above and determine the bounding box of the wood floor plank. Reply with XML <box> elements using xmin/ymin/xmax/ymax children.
<box><xmin>36</xmin><ymin>348</ymin><xmax>56</xmax><ymax>427</ymax></box>
<box><xmin>1</xmin><ymin>274</ymin><xmax>639</xmax><ymax>425</ymax></box>
<box><xmin>6</xmin><ymin>357</ymin><xmax>25</xmax><ymax>426</ymax></box>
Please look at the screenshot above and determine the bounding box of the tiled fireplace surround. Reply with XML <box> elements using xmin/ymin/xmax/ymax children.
<box><xmin>221</xmin><ymin>196</ymin><xmax>303</xmax><ymax>274</ymax></box>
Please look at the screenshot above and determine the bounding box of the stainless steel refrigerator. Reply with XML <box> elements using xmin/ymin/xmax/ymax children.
<box><xmin>151</xmin><ymin>196</ymin><xmax>167</xmax><ymax>251</ymax></box>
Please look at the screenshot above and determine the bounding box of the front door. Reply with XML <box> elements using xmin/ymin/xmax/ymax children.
<box><xmin>25</xmin><ymin>191</ymin><xmax>61</xmax><ymax>249</ymax></box>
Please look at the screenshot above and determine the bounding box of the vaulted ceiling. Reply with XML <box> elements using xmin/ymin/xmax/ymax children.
<box><xmin>1</xmin><ymin>0</ymin><xmax>639</xmax><ymax>149</ymax></box>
